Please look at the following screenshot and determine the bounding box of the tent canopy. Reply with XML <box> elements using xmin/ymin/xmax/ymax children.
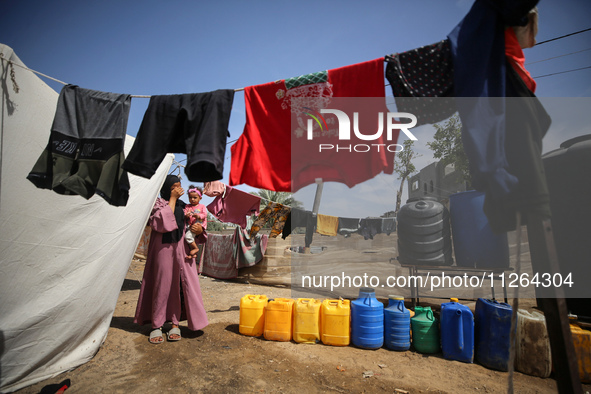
<box><xmin>0</xmin><ymin>43</ymin><xmax>173</xmax><ymax>392</ymax></box>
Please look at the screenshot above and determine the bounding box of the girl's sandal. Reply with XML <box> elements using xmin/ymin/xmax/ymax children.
<box><xmin>149</xmin><ymin>328</ymin><xmax>164</xmax><ymax>344</ymax></box>
<box><xmin>167</xmin><ymin>327</ymin><xmax>182</xmax><ymax>341</ymax></box>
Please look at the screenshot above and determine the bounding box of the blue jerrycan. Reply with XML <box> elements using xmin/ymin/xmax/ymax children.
<box><xmin>351</xmin><ymin>287</ymin><xmax>384</xmax><ymax>349</ymax></box>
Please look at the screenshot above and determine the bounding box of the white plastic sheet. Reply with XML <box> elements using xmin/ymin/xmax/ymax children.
<box><xmin>0</xmin><ymin>43</ymin><xmax>173</xmax><ymax>392</ymax></box>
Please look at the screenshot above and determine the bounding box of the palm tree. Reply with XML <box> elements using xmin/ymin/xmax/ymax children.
<box><xmin>250</xmin><ymin>189</ymin><xmax>303</xmax><ymax>211</ymax></box>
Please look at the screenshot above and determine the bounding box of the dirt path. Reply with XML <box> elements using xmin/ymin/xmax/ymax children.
<box><xmin>17</xmin><ymin>259</ymin><xmax>588</xmax><ymax>394</ymax></box>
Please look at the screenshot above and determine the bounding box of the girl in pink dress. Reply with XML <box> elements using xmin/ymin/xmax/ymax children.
<box><xmin>183</xmin><ymin>186</ymin><xmax>208</xmax><ymax>258</ymax></box>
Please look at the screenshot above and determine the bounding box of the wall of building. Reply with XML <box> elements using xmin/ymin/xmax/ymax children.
<box><xmin>408</xmin><ymin>161</ymin><xmax>469</xmax><ymax>203</ymax></box>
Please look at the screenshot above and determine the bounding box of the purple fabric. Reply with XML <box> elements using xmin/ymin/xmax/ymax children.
<box><xmin>134</xmin><ymin>198</ymin><xmax>209</xmax><ymax>331</ymax></box>
<box><xmin>206</xmin><ymin>185</ymin><xmax>261</xmax><ymax>228</ymax></box>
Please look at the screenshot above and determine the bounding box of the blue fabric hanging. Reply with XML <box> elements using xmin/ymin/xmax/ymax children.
<box><xmin>447</xmin><ymin>0</ymin><xmax>538</xmax><ymax>203</ymax></box>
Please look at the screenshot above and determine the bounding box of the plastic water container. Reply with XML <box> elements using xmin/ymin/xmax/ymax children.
<box><xmin>351</xmin><ymin>288</ymin><xmax>384</xmax><ymax>349</ymax></box>
<box><xmin>440</xmin><ymin>298</ymin><xmax>474</xmax><ymax>363</ymax></box>
<box><xmin>515</xmin><ymin>310</ymin><xmax>551</xmax><ymax>378</ymax></box>
<box><xmin>449</xmin><ymin>191</ymin><xmax>510</xmax><ymax>268</ymax></box>
<box><xmin>264</xmin><ymin>298</ymin><xmax>294</xmax><ymax>342</ymax></box>
<box><xmin>397</xmin><ymin>197</ymin><xmax>453</xmax><ymax>266</ymax></box>
<box><xmin>474</xmin><ymin>298</ymin><xmax>512</xmax><ymax>371</ymax></box>
<box><xmin>411</xmin><ymin>306</ymin><xmax>440</xmax><ymax>354</ymax></box>
<box><xmin>293</xmin><ymin>298</ymin><xmax>321</xmax><ymax>344</ymax></box>
<box><xmin>239</xmin><ymin>294</ymin><xmax>268</xmax><ymax>336</ymax></box>
<box><xmin>384</xmin><ymin>295</ymin><xmax>411</xmax><ymax>351</ymax></box>
<box><xmin>543</xmin><ymin>135</ymin><xmax>591</xmax><ymax>314</ymax></box>
<box><xmin>320</xmin><ymin>299</ymin><xmax>350</xmax><ymax>346</ymax></box>
<box><xmin>570</xmin><ymin>323</ymin><xmax>591</xmax><ymax>383</ymax></box>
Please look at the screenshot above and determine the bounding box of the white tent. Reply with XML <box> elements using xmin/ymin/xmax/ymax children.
<box><xmin>0</xmin><ymin>43</ymin><xmax>173</xmax><ymax>392</ymax></box>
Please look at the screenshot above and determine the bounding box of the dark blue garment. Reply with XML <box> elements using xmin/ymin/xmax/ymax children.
<box><xmin>359</xmin><ymin>218</ymin><xmax>383</xmax><ymax>240</ymax></box>
<box><xmin>447</xmin><ymin>0</ymin><xmax>538</xmax><ymax>202</ymax></box>
<box><xmin>281</xmin><ymin>208</ymin><xmax>316</xmax><ymax>247</ymax></box>
<box><xmin>337</xmin><ymin>217</ymin><xmax>360</xmax><ymax>237</ymax></box>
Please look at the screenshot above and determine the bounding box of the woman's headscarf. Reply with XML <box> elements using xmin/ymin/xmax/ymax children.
<box><xmin>160</xmin><ymin>174</ymin><xmax>186</xmax><ymax>244</ymax></box>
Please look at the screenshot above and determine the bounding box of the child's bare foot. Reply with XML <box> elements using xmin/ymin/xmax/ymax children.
<box><xmin>186</xmin><ymin>247</ymin><xmax>199</xmax><ymax>259</ymax></box>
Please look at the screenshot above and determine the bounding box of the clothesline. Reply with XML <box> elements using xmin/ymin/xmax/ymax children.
<box><xmin>0</xmin><ymin>54</ymin><xmax>309</xmax><ymax>98</ymax></box>
<box><xmin>0</xmin><ymin>53</ymin><xmax>249</xmax><ymax>96</ymax></box>
<box><xmin>0</xmin><ymin>53</ymin><xmax>388</xmax><ymax>98</ymax></box>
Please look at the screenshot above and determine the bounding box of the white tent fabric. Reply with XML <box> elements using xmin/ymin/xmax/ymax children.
<box><xmin>0</xmin><ymin>43</ymin><xmax>174</xmax><ymax>392</ymax></box>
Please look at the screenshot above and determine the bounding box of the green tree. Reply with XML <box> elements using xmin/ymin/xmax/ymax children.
<box><xmin>426</xmin><ymin>114</ymin><xmax>470</xmax><ymax>183</ymax></box>
<box><xmin>393</xmin><ymin>139</ymin><xmax>420</xmax><ymax>214</ymax></box>
<box><xmin>206</xmin><ymin>212</ymin><xmax>226</xmax><ymax>231</ymax></box>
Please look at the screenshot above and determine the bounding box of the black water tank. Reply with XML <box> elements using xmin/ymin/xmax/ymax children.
<box><xmin>397</xmin><ymin>197</ymin><xmax>453</xmax><ymax>266</ymax></box>
<box><xmin>542</xmin><ymin>134</ymin><xmax>591</xmax><ymax>319</ymax></box>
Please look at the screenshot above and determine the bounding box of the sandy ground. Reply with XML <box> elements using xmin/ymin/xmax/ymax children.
<box><xmin>16</xmin><ymin>260</ymin><xmax>589</xmax><ymax>394</ymax></box>
<box><xmin>16</xmin><ymin>230</ymin><xmax>591</xmax><ymax>393</ymax></box>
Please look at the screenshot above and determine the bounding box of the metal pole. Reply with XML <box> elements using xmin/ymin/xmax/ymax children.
<box><xmin>305</xmin><ymin>178</ymin><xmax>323</xmax><ymax>253</ymax></box>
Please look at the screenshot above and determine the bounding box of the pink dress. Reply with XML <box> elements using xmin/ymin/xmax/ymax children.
<box><xmin>134</xmin><ymin>198</ymin><xmax>209</xmax><ymax>331</ymax></box>
<box><xmin>184</xmin><ymin>203</ymin><xmax>208</xmax><ymax>227</ymax></box>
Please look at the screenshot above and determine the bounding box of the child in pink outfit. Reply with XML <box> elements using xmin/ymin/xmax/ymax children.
<box><xmin>184</xmin><ymin>186</ymin><xmax>208</xmax><ymax>258</ymax></box>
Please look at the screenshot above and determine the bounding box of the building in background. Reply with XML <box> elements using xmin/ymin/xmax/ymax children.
<box><xmin>407</xmin><ymin>161</ymin><xmax>469</xmax><ymax>203</ymax></box>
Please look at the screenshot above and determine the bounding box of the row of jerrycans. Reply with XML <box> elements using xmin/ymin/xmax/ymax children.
<box><xmin>238</xmin><ymin>290</ymin><xmax>471</xmax><ymax>354</ymax></box>
<box><xmin>239</xmin><ymin>295</ymin><xmax>350</xmax><ymax>345</ymax></box>
<box><xmin>241</xmin><ymin>292</ymin><xmax>591</xmax><ymax>382</ymax></box>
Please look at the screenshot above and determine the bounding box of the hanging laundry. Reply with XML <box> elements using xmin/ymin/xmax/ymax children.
<box><xmin>381</xmin><ymin>217</ymin><xmax>397</xmax><ymax>235</ymax></box>
<box><xmin>198</xmin><ymin>231</ymin><xmax>236</xmax><ymax>279</ymax></box>
<box><xmin>281</xmin><ymin>208</ymin><xmax>316</xmax><ymax>248</ymax></box>
<box><xmin>316</xmin><ymin>214</ymin><xmax>339</xmax><ymax>236</ymax></box>
<box><xmin>198</xmin><ymin>226</ymin><xmax>268</xmax><ymax>279</ymax></box>
<box><xmin>203</xmin><ymin>180</ymin><xmax>226</xmax><ymax>197</ymax></box>
<box><xmin>123</xmin><ymin>89</ymin><xmax>234</xmax><ymax>182</ymax></box>
<box><xmin>448</xmin><ymin>0</ymin><xmax>543</xmax><ymax>232</ymax></box>
<box><xmin>206</xmin><ymin>185</ymin><xmax>260</xmax><ymax>229</ymax></box>
<box><xmin>359</xmin><ymin>218</ymin><xmax>383</xmax><ymax>240</ymax></box>
<box><xmin>483</xmin><ymin>59</ymin><xmax>550</xmax><ymax>232</ymax></box>
<box><xmin>230</xmin><ymin>58</ymin><xmax>394</xmax><ymax>192</ymax></box>
<box><xmin>337</xmin><ymin>217</ymin><xmax>360</xmax><ymax>237</ymax></box>
<box><xmin>249</xmin><ymin>202</ymin><xmax>291</xmax><ymax>239</ymax></box>
<box><xmin>385</xmin><ymin>39</ymin><xmax>456</xmax><ymax>126</ymax></box>
<box><xmin>233</xmin><ymin>226</ymin><xmax>269</xmax><ymax>269</ymax></box>
<box><xmin>505</xmin><ymin>27</ymin><xmax>536</xmax><ymax>93</ymax></box>
<box><xmin>27</xmin><ymin>84</ymin><xmax>131</xmax><ymax>206</ymax></box>
<box><xmin>447</xmin><ymin>0</ymin><xmax>538</xmax><ymax>206</ymax></box>
<box><xmin>512</xmin><ymin>7</ymin><xmax>538</xmax><ymax>49</ymax></box>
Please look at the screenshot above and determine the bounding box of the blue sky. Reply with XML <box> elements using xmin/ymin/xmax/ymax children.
<box><xmin>2</xmin><ymin>0</ymin><xmax>590</xmax><ymax>217</ymax></box>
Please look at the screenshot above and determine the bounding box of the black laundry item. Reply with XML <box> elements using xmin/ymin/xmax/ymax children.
<box><xmin>123</xmin><ymin>89</ymin><xmax>234</xmax><ymax>182</ymax></box>
<box><xmin>282</xmin><ymin>208</ymin><xmax>316</xmax><ymax>247</ymax></box>
<box><xmin>381</xmin><ymin>217</ymin><xmax>396</xmax><ymax>235</ymax></box>
<box><xmin>27</xmin><ymin>84</ymin><xmax>131</xmax><ymax>206</ymax></box>
<box><xmin>385</xmin><ymin>39</ymin><xmax>456</xmax><ymax>127</ymax></box>
<box><xmin>337</xmin><ymin>217</ymin><xmax>360</xmax><ymax>237</ymax></box>
<box><xmin>483</xmin><ymin>60</ymin><xmax>551</xmax><ymax>232</ymax></box>
<box><xmin>359</xmin><ymin>218</ymin><xmax>383</xmax><ymax>240</ymax></box>
<box><xmin>281</xmin><ymin>212</ymin><xmax>292</xmax><ymax>240</ymax></box>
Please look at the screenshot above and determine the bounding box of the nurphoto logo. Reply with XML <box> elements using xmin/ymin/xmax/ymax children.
<box><xmin>304</xmin><ymin>109</ymin><xmax>418</xmax><ymax>153</ymax></box>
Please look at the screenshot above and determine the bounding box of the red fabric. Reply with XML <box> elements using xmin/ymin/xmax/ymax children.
<box><xmin>505</xmin><ymin>28</ymin><xmax>537</xmax><ymax>93</ymax></box>
<box><xmin>229</xmin><ymin>58</ymin><xmax>394</xmax><ymax>192</ymax></box>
